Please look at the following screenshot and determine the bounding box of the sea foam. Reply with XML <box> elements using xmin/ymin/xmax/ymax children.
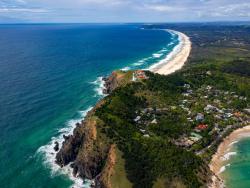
<box><xmin>121</xmin><ymin>66</ymin><xmax>131</xmax><ymax>71</ymax></box>
<box><xmin>91</xmin><ymin>76</ymin><xmax>106</xmax><ymax>97</ymax></box>
<box><xmin>149</xmin><ymin>31</ymin><xmax>181</xmax><ymax>71</ymax></box>
<box><xmin>153</xmin><ymin>53</ymin><xmax>163</xmax><ymax>58</ymax></box>
<box><xmin>37</xmin><ymin>29</ymin><xmax>180</xmax><ymax>188</ymax></box>
<box><xmin>37</xmin><ymin>107</ymin><xmax>93</xmax><ymax>188</ymax></box>
<box><xmin>219</xmin><ymin>164</ymin><xmax>231</xmax><ymax>174</ymax></box>
<box><xmin>221</xmin><ymin>152</ymin><xmax>237</xmax><ymax>161</ymax></box>
<box><xmin>229</xmin><ymin>140</ymin><xmax>239</xmax><ymax>146</ymax></box>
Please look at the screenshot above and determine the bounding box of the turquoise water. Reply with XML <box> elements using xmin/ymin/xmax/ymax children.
<box><xmin>222</xmin><ymin>137</ymin><xmax>250</xmax><ymax>188</ymax></box>
<box><xmin>0</xmin><ymin>24</ymin><xmax>179</xmax><ymax>188</ymax></box>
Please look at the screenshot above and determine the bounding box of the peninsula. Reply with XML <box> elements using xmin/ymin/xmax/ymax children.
<box><xmin>55</xmin><ymin>24</ymin><xmax>250</xmax><ymax>188</ymax></box>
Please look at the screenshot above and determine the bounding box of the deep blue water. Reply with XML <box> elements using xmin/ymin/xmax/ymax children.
<box><xmin>0</xmin><ymin>24</ymin><xmax>179</xmax><ymax>188</ymax></box>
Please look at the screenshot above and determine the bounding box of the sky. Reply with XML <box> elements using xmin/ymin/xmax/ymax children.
<box><xmin>0</xmin><ymin>0</ymin><xmax>250</xmax><ymax>23</ymax></box>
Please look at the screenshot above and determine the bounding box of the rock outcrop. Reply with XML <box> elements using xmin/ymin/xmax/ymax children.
<box><xmin>54</xmin><ymin>141</ymin><xmax>59</xmax><ymax>152</ymax></box>
<box><xmin>56</xmin><ymin>114</ymin><xmax>111</xmax><ymax>182</ymax></box>
<box><xmin>55</xmin><ymin>71</ymin><xmax>131</xmax><ymax>187</ymax></box>
<box><xmin>102</xmin><ymin>72</ymin><xmax>120</xmax><ymax>94</ymax></box>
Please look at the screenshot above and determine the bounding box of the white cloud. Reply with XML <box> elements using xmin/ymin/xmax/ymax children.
<box><xmin>0</xmin><ymin>8</ymin><xmax>48</xmax><ymax>13</ymax></box>
<box><xmin>197</xmin><ymin>2</ymin><xmax>250</xmax><ymax>18</ymax></box>
<box><xmin>15</xmin><ymin>0</ymin><xmax>26</xmax><ymax>4</ymax></box>
<box><xmin>143</xmin><ymin>4</ymin><xmax>184</xmax><ymax>12</ymax></box>
<box><xmin>1</xmin><ymin>0</ymin><xmax>250</xmax><ymax>22</ymax></box>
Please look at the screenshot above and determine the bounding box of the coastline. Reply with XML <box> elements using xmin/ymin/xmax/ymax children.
<box><xmin>150</xmin><ymin>30</ymin><xmax>192</xmax><ymax>75</ymax></box>
<box><xmin>209</xmin><ymin>125</ymin><xmax>250</xmax><ymax>188</ymax></box>
<box><xmin>47</xmin><ymin>29</ymin><xmax>192</xmax><ymax>188</ymax></box>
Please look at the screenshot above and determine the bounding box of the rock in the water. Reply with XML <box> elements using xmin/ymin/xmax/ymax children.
<box><xmin>54</xmin><ymin>141</ymin><xmax>59</xmax><ymax>152</ymax></box>
<box><xmin>63</xmin><ymin>134</ymin><xmax>70</xmax><ymax>140</ymax></box>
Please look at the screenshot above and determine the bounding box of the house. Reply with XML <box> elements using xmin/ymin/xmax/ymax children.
<box><xmin>224</xmin><ymin>113</ymin><xmax>233</xmax><ymax>119</ymax></box>
<box><xmin>204</xmin><ymin>104</ymin><xmax>218</xmax><ymax>113</ymax></box>
<box><xmin>183</xmin><ymin>84</ymin><xmax>191</xmax><ymax>89</ymax></box>
<box><xmin>244</xmin><ymin>109</ymin><xmax>250</xmax><ymax>115</ymax></box>
<box><xmin>182</xmin><ymin>99</ymin><xmax>188</xmax><ymax>104</ymax></box>
<box><xmin>234</xmin><ymin>112</ymin><xmax>242</xmax><ymax>117</ymax></box>
<box><xmin>214</xmin><ymin>114</ymin><xmax>222</xmax><ymax>120</ymax></box>
<box><xmin>195</xmin><ymin>113</ymin><xmax>204</xmax><ymax>121</ymax></box>
<box><xmin>195</xmin><ymin>124</ymin><xmax>208</xmax><ymax>132</ymax></box>
<box><xmin>140</xmin><ymin>129</ymin><xmax>146</xmax><ymax>133</ymax></box>
<box><xmin>239</xmin><ymin>96</ymin><xmax>244</xmax><ymax>100</ymax></box>
<box><xmin>206</xmin><ymin>71</ymin><xmax>212</xmax><ymax>76</ymax></box>
<box><xmin>183</xmin><ymin>93</ymin><xmax>190</xmax><ymax>97</ymax></box>
<box><xmin>134</xmin><ymin>116</ymin><xmax>141</xmax><ymax>122</ymax></box>
<box><xmin>151</xmin><ymin>119</ymin><xmax>157</xmax><ymax>124</ymax></box>
<box><xmin>175</xmin><ymin>137</ymin><xmax>194</xmax><ymax>147</ymax></box>
<box><xmin>133</xmin><ymin>70</ymin><xmax>148</xmax><ymax>81</ymax></box>
<box><xmin>189</xmin><ymin>132</ymin><xmax>203</xmax><ymax>142</ymax></box>
<box><xmin>170</xmin><ymin>106</ymin><xmax>177</xmax><ymax>110</ymax></box>
<box><xmin>206</xmin><ymin>85</ymin><xmax>212</xmax><ymax>90</ymax></box>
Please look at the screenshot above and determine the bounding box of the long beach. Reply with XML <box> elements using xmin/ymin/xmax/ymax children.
<box><xmin>150</xmin><ymin>30</ymin><xmax>192</xmax><ymax>75</ymax></box>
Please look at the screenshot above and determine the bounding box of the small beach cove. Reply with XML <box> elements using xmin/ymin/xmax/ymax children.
<box><xmin>210</xmin><ymin>125</ymin><xmax>250</xmax><ymax>188</ymax></box>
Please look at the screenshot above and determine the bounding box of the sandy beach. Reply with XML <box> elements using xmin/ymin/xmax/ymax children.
<box><xmin>209</xmin><ymin>125</ymin><xmax>250</xmax><ymax>188</ymax></box>
<box><xmin>150</xmin><ymin>30</ymin><xmax>191</xmax><ymax>75</ymax></box>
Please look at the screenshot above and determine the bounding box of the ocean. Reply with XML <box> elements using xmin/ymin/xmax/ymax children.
<box><xmin>222</xmin><ymin>137</ymin><xmax>250</xmax><ymax>188</ymax></box>
<box><xmin>0</xmin><ymin>24</ymin><xmax>179</xmax><ymax>188</ymax></box>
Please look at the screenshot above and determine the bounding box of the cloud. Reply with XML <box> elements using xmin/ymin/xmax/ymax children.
<box><xmin>0</xmin><ymin>8</ymin><xmax>48</xmax><ymax>13</ymax></box>
<box><xmin>15</xmin><ymin>0</ymin><xmax>26</xmax><ymax>4</ymax></box>
<box><xmin>143</xmin><ymin>4</ymin><xmax>186</xmax><ymax>12</ymax></box>
<box><xmin>196</xmin><ymin>2</ymin><xmax>250</xmax><ymax>18</ymax></box>
<box><xmin>0</xmin><ymin>0</ymin><xmax>250</xmax><ymax>22</ymax></box>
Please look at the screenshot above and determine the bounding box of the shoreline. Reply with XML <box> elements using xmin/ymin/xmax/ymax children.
<box><xmin>47</xmin><ymin>29</ymin><xmax>193</xmax><ymax>188</ymax></box>
<box><xmin>150</xmin><ymin>30</ymin><xmax>192</xmax><ymax>75</ymax></box>
<box><xmin>209</xmin><ymin>125</ymin><xmax>250</xmax><ymax>188</ymax></box>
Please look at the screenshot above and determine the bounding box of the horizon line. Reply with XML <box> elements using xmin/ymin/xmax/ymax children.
<box><xmin>0</xmin><ymin>20</ymin><xmax>250</xmax><ymax>25</ymax></box>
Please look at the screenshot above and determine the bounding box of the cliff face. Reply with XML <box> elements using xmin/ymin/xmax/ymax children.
<box><xmin>56</xmin><ymin>71</ymin><xmax>133</xmax><ymax>188</ymax></box>
<box><xmin>56</xmin><ymin>115</ymin><xmax>111</xmax><ymax>181</ymax></box>
<box><xmin>103</xmin><ymin>70</ymin><xmax>133</xmax><ymax>94</ymax></box>
<box><xmin>55</xmin><ymin>70</ymin><xmax>224</xmax><ymax>188</ymax></box>
<box><xmin>103</xmin><ymin>72</ymin><xmax>119</xmax><ymax>94</ymax></box>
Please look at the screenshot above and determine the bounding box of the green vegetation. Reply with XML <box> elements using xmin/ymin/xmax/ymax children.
<box><xmin>95</xmin><ymin>60</ymin><xmax>249</xmax><ymax>187</ymax></box>
<box><xmin>93</xmin><ymin>24</ymin><xmax>250</xmax><ymax>188</ymax></box>
<box><xmin>56</xmin><ymin>24</ymin><xmax>250</xmax><ymax>188</ymax></box>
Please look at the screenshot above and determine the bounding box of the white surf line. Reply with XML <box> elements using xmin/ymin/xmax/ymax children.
<box><xmin>150</xmin><ymin>30</ymin><xmax>192</xmax><ymax>76</ymax></box>
<box><xmin>37</xmin><ymin>107</ymin><xmax>93</xmax><ymax>188</ymax></box>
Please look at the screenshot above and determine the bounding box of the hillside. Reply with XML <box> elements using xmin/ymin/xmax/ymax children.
<box><xmin>56</xmin><ymin>24</ymin><xmax>250</xmax><ymax>188</ymax></box>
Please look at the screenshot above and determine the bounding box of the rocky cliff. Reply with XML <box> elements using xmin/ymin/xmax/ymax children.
<box><xmin>103</xmin><ymin>70</ymin><xmax>133</xmax><ymax>94</ymax></box>
<box><xmin>56</xmin><ymin>72</ymin><xmax>128</xmax><ymax>187</ymax></box>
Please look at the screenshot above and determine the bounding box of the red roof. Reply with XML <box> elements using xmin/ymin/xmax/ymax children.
<box><xmin>234</xmin><ymin>112</ymin><xmax>242</xmax><ymax>117</ymax></box>
<box><xmin>196</xmin><ymin>124</ymin><xmax>208</xmax><ymax>130</ymax></box>
<box><xmin>137</xmin><ymin>75</ymin><xmax>145</xmax><ymax>79</ymax></box>
<box><xmin>136</xmin><ymin>70</ymin><xmax>144</xmax><ymax>74</ymax></box>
